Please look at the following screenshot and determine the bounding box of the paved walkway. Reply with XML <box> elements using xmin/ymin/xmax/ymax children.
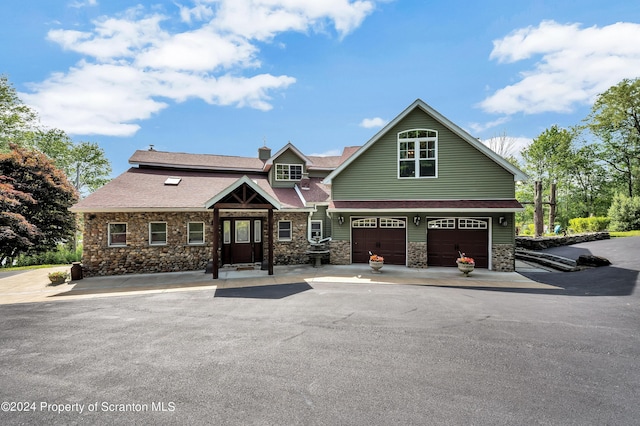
<box><xmin>0</xmin><ymin>261</ymin><xmax>556</xmax><ymax>305</ymax></box>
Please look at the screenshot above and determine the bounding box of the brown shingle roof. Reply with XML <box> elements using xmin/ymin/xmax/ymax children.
<box><xmin>129</xmin><ymin>150</ymin><xmax>265</xmax><ymax>171</ymax></box>
<box><xmin>71</xmin><ymin>168</ymin><xmax>305</xmax><ymax>211</ymax></box>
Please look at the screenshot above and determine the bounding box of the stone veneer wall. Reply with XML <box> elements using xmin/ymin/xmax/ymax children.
<box><xmin>329</xmin><ymin>240</ymin><xmax>350</xmax><ymax>265</ymax></box>
<box><xmin>492</xmin><ymin>244</ymin><xmax>515</xmax><ymax>272</ymax></box>
<box><xmin>408</xmin><ymin>242</ymin><xmax>427</xmax><ymax>268</ymax></box>
<box><xmin>82</xmin><ymin>212</ymin><xmax>213</xmax><ymax>276</ymax></box>
<box><xmin>272</xmin><ymin>212</ymin><xmax>310</xmax><ymax>265</ymax></box>
<box><xmin>82</xmin><ymin>210</ymin><xmax>313</xmax><ymax>276</ymax></box>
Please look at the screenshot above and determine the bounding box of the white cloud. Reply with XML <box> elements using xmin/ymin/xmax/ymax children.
<box><xmin>21</xmin><ymin>1</ymin><xmax>377</xmax><ymax>136</ymax></box>
<box><xmin>359</xmin><ymin>117</ymin><xmax>386</xmax><ymax>128</ymax></box>
<box><xmin>69</xmin><ymin>0</ymin><xmax>98</xmax><ymax>8</ymax></box>
<box><xmin>309</xmin><ymin>149</ymin><xmax>343</xmax><ymax>157</ymax></box>
<box><xmin>480</xmin><ymin>20</ymin><xmax>640</xmax><ymax>115</ymax></box>
<box><xmin>468</xmin><ymin>116</ymin><xmax>511</xmax><ymax>134</ymax></box>
<box><xmin>210</xmin><ymin>0</ymin><xmax>376</xmax><ymax>41</ymax></box>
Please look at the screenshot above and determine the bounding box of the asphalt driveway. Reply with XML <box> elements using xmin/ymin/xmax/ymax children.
<box><xmin>1</xmin><ymin>238</ymin><xmax>639</xmax><ymax>425</ymax></box>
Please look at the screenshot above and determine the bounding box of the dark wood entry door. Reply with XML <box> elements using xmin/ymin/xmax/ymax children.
<box><xmin>222</xmin><ymin>219</ymin><xmax>263</xmax><ymax>265</ymax></box>
<box><xmin>352</xmin><ymin>219</ymin><xmax>406</xmax><ymax>265</ymax></box>
<box><xmin>427</xmin><ymin>228</ymin><xmax>488</xmax><ymax>268</ymax></box>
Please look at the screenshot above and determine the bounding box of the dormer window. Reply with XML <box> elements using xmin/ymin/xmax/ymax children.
<box><xmin>275</xmin><ymin>164</ymin><xmax>303</xmax><ymax>181</ymax></box>
<box><xmin>398</xmin><ymin>129</ymin><xmax>437</xmax><ymax>178</ymax></box>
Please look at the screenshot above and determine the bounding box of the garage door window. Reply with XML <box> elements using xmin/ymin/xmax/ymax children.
<box><xmin>379</xmin><ymin>217</ymin><xmax>406</xmax><ymax>228</ymax></box>
<box><xmin>352</xmin><ymin>218</ymin><xmax>377</xmax><ymax>228</ymax></box>
<box><xmin>427</xmin><ymin>218</ymin><xmax>455</xmax><ymax>229</ymax></box>
<box><xmin>458</xmin><ymin>218</ymin><xmax>488</xmax><ymax>229</ymax></box>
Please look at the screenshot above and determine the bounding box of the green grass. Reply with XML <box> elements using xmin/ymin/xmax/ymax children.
<box><xmin>0</xmin><ymin>264</ymin><xmax>68</xmax><ymax>272</ymax></box>
<box><xmin>610</xmin><ymin>230</ymin><xmax>640</xmax><ymax>237</ymax></box>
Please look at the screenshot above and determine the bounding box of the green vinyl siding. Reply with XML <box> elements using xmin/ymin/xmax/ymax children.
<box><xmin>270</xmin><ymin>149</ymin><xmax>306</xmax><ymax>188</ymax></box>
<box><xmin>311</xmin><ymin>205</ymin><xmax>331</xmax><ymax>238</ymax></box>
<box><xmin>492</xmin><ymin>213</ymin><xmax>515</xmax><ymax>244</ymax></box>
<box><xmin>308</xmin><ymin>170</ymin><xmax>331</xmax><ymax>179</ymax></box>
<box><xmin>332</xmin><ymin>109</ymin><xmax>515</xmax><ymax>200</ymax></box>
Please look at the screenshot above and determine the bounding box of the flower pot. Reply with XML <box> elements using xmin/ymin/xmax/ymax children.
<box><xmin>369</xmin><ymin>260</ymin><xmax>384</xmax><ymax>273</ymax></box>
<box><xmin>48</xmin><ymin>276</ymin><xmax>67</xmax><ymax>286</ymax></box>
<box><xmin>456</xmin><ymin>261</ymin><xmax>474</xmax><ymax>277</ymax></box>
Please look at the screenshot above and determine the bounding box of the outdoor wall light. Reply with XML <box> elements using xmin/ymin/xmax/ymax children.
<box><xmin>413</xmin><ymin>215</ymin><xmax>421</xmax><ymax>226</ymax></box>
<box><xmin>338</xmin><ymin>215</ymin><xmax>345</xmax><ymax>225</ymax></box>
<box><xmin>499</xmin><ymin>216</ymin><xmax>508</xmax><ymax>227</ymax></box>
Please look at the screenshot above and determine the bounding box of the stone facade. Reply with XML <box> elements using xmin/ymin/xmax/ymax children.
<box><xmin>82</xmin><ymin>212</ymin><xmax>213</xmax><ymax>276</ymax></box>
<box><xmin>329</xmin><ymin>240</ymin><xmax>350</xmax><ymax>265</ymax></box>
<box><xmin>82</xmin><ymin>210</ymin><xmax>517</xmax><ymax>275</ymax></box>
<box><xmin>408</xmin><ymin>241</ymin><xmax>427</xmax><ymax>268</ymax></box>
<box><xmin>272</xmin><ymin>212</ymin><xmax>312</xmax><ymax>265</ymax></box>
<box><xmin>81</xmin><ymin>210</ymin><xmax>314</xmax><ymax>276</ymax></box>
<box><xmin>492</xmin><ymin>244</ymin><xmax>515</xmax><ymax>272</ymax></box>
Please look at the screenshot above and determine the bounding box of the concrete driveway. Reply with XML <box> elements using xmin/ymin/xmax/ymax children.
<box><xmin>1</xmin><ymin>238</ymin><xmax>638</xmax><ymax>425</ymax></box>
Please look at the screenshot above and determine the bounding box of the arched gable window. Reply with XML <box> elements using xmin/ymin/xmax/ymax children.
<box><xmin>398</xmin><ymin>129</ymin><xmax>437</xmax><ymax>178</ymax></box>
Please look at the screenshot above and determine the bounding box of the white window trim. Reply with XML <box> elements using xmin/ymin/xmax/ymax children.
<box><xmin>352</xmin><ymin>218</ymin><xmax>377</xmax><ymax>228</ymax></box>
<box><xmin>149</xmin><ymin>222</ymin><xmax>168</xmax><ymax>246</ymax></box>
<box><xmin>108</xmin><ymin>222</ymin><xmax>127</xmax><ymax>247</ymax></box>
<box><xmin>398</xmin><ymin>128</ymin><xmax>438</xmax><ymax>179</ymax></box>
<box><xmin>278</xmin><ymin>220</ymin><xmax>292</xmax><ymax>241</ymax></box>
<box><xmin>427</xmin><ymin>218</ymin><xmax>455</xmax><ymax>229</ymax></box>
<box><xmin>310</xmin><ymin>220</ymin><xmax>323</xmax><ymax>239</ymax></box>
<box><xmin>275</xmin><ymin>163</ymin><xmax>303</xmax><ymax>181</ymax></box>
<box><xmin>379</xmin><ymin>217</ymin><xmax>406</xmax><ymax>228</ymax></box>
<box><xmin>458</xmin><ymin>218</ymin><xmax>488</xmax><ymax>229</ymax></box>
<box><xmin>187</xmin><ymin>222</ymin><xmax>205</xmax><ymax>245</ymax></box>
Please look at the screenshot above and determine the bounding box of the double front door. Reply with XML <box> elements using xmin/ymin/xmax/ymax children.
<box><xmin>222</xmin><ymin>218</ymin><xmax>263</xmax><ymax>265</ymax></box>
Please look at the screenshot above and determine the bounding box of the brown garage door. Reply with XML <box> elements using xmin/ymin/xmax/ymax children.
<box><xmin>352</xmin><ymin>217</ymin><xmax>406</xmax><ymax>265</ymax></box>
<box><xmin>427</xmin><ymin>218</ymin><xmax>488</xmax><ymax>268</ymax></box>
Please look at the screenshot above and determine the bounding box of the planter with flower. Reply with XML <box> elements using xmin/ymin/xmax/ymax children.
<box><xmin>48</xmin><ymin>271</ymin><xmax>69</xmax><ymax>286</ymax></box>
<box><xmin>456</xmin><ymin>253</ymin><xmax>475</xmax><ymax>276</ymax></box>
<box><xmin>369</xmin><ymin>253</ymin><xmax>384</xmax><ymax>273</ymax></box>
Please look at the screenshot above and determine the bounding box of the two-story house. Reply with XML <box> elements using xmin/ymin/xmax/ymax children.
<box><xmin>71</xmin><ymin>99</ymin><xmax>526</xmax><ymax>277</ymax></box>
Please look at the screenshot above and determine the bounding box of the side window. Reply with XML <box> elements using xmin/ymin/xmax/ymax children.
<box><xmin>310</xmin><ymin>220</ymin><xmax>322</xmax><ymax>239</ymax></box>
<box><xmin>278</xmin><ymin>221</ymin><xmax>292</xmax><ymax>241</ymax></box>
<box><xmin>275</xmin><ymin>164</ymin><xmax>303</xmax><ymax>181</ymax></box>
<box><xmin>188</xmin><ymin>222</ymin><xmax>205</xmax><ymax>244</ymax></box>
<box><xmin>149</xmin><ymin>222</ymin><xmax>167</xmax><ymax>245</ymax></box>
<box><xmin>108</xmin><ymin>223</ymin><xmax>127</xmax><ymax>247</ymax></box>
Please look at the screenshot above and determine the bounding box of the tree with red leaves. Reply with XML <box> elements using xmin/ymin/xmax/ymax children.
<box><xmin>0</xmin><ymin>145</ymin><xmax>78</xmax><ymax>264</ymax></box>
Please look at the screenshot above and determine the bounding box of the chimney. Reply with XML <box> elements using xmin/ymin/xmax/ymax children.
<box><xmin>258</xmin><ymin>145</ymin><xmax>271</xmax><ymax>161</ymax></box>
<box><xmin>300</xmin><ymin>173</ymin><xmax>310</xmax><ymax>190</ymax></box>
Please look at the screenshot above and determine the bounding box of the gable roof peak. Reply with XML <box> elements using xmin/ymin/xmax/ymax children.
<box><xmin>322</xmin><ymin>98</ymin><xmax>527</xmax><ymax>183</ymax></box>
<box><xmin>263</xmin><ymin>141</ymin><xmax>313</xmax><ymax>170</ymax></box>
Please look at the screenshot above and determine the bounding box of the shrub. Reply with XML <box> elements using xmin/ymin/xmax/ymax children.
<box><xmin>608</xmin><ymin>194</ymin><xmax>640</xmax><ymax>231</ymax></box>
<box><xmin>568</xmin><ymin>217</ymin><xmax>610</xmax><ymax>233</ymax></box>
<box><xmin>14</xmin><ymin>244</ymin><xmax>82</xmax><ymax>267</ymax></box>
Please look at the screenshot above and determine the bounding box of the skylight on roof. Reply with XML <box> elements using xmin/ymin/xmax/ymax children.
<box><xmin>164</xmin><ymin>177</ymin><xmax>181</xmax><ymax>186</ymax></box>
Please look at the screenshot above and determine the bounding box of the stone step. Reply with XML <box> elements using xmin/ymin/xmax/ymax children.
<box><xmin>515</xmin><ymin>249</ymin><xmax>578</xmax><ymax>272</ymax></box>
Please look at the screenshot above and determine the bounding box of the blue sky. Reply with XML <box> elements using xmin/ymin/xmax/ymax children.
<box><xmin>1</xmin><ymin>0</ymin><xmax>639</xmax><ymax>176</ymax></box>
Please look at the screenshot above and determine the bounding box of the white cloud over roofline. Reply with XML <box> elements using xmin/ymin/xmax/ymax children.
<box><xmin>20</xmin><ymin>0</ymin><xmax>377</xmax><ymax>136</ymax></box>
<box><xmin>480</xmin><ymin>20</ymin><xmax>640</xmax><ymax>115</ymax></box>
<box><xmin>359</xmin><ymin>117</ymin><xmax>386</xmax><ymax>128</ymax></box>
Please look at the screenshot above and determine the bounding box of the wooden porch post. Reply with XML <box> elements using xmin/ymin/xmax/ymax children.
<box><xmin>212</xmin><ymin>207</ymin><xmax>219</xmax><ymax>279</ymax></box>
<box><xmin>268</xmin><ymin>208</ymin><xmax>274</xmax><ymax>275</ymax></box>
